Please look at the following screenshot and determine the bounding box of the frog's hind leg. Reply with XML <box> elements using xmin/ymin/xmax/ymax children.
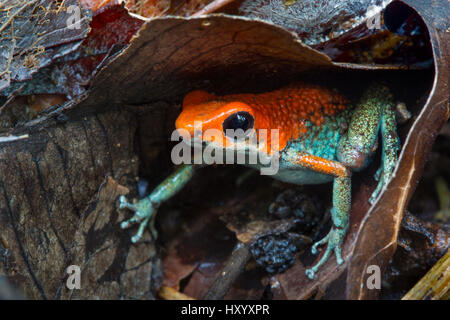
<box><xmin>284</xmin><ymin>152</ymin><xmax>351</xmax><ymax>280</ymax></box>
<box><xmin>119</xmin><ymin>164</ymin><xmax>195</xmax><ymax>243</ymax></box>
<box><xmin>306</xmin><ymin>174</ymin><xmax>351</xmax><ymax>279</ymax></box>
<box><xmin>368</xmin><ymin>89</ymin><xmax>400</xmax><ymax>203</ymax></box>
<box><xmin>337</xmin><ymin>83</ymin><xmax>400</xmax><ymax>204</ymax></box>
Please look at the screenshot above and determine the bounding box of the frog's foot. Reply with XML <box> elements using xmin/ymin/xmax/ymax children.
<box><xmin>305</xmin><ymin>227</ymin><xmax>346</xmax><ymax>280</ymax></box>
<box><xmin>369</xmin><ymin>161</ymin><xmax>396</xmax><ymax>204</ymax></box>
<box><xmin>119</xmin><ymin>196</ymin><xmax>158</xmax><ymax>243</ymax></box>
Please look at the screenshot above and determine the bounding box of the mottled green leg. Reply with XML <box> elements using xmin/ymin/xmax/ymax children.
<box><xmin>305</xmin><ymin>84</ymin><xmax>400</xmax><ymax>280</ymax></box>
<box><xmin>306</xmin><ymin>175</ymin><xmax>351</xmax><ymax>279</ymax></box>
<box><xmin>119</xmin><ymin>165</ymin><xmax>195</xmax><ymax>243</ymax></box>
<box><xmin>337</xmin><ymin>83</ymin><xmax>400</xmax><ymax>204</ymax></box>
<box><xmin>369</xmin><ymin>94</ymin><xmax>400</xmax><ymax>204</ymax></box>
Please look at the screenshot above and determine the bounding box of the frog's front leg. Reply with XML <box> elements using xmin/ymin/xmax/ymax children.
<box><xmin>119</xmin><ymin>164</ymin><xmax>195</xmax><ymax>243</ymax></box>
<box><xmin>338</xmin><ymin>83</ymin><xmax>400</xmax><ymax>204</ymax></box>
<box><xmin>284</xmin><ymin>152</ymin><xmax>351</xmax><ymax>280</ymax></box>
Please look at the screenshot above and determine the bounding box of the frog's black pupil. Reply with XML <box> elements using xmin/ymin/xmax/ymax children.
<box><xmin>223</xmin><ymin>112</ymin><xmax>254</xmax><ymax>133</ymax></box>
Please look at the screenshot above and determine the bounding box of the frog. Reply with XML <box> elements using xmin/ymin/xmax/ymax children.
<box><xmin>118</xmin><ymin>82</ymin><xmax>400</xmax><ymax>280</ymax></box>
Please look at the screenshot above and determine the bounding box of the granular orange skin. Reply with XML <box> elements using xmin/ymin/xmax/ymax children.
<box><xmin>177</xmin><ymin>83</ymin><xmax>348</xmax><ymax>155</ymax></box>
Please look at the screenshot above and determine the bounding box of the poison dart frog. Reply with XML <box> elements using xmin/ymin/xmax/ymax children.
<box><xmin>118</xmin><ymin>82</ymin><xmax>400</xmax><ymax>280</ymax></box>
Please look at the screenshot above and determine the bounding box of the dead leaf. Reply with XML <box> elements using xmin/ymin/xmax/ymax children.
<box><xmin>238</xmin><ymin>0</ymin><xmax>393</xmax><ymax>45</ymax></box>
<box><xmin>0</xmin><ymin>0</ymin><xmax>91</xmax><ymax>92</ymax></box>
<box><xmin>0</xmin><ymin>110</ymin><xmax>163</xmax><ymax>299</ymax></box>
<box><xmin>60</xmin><ymin>176</ymin><xmax>161</xmax><ymax>299</ymax></box>
<box><xmin>346</xmin><ymin>0</ymin><xmax>449</xmax><ymax>299</ymax></box>
<box><xmin>0</xmin><ymin>2</ymin><xmax>144</xmax><ymax>103</ymax></box>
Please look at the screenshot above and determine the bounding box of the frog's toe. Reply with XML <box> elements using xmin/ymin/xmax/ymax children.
<box><xmin>311</xmin><ymin>233</ymin><xmax>330</xmax><ymax>255</ymax></box>
<box><xmin>374</xmin><ymin>167</ymin><xmax>383</xmax><ymax>182</ymax></box>
<box><xmin>371</xmin><ymin>153</ymin><xmax>398</xmax><ymax>204</ymax></box>
<box><xmin>305</xmin><ymin>246</ymin><xmax>332</xmax><ymax>280</ymax></box>
<box><xmin>123</xmin><ymin>212</ymin><xmax>157</xmax><ymax>242</ymax></box>
<box><xmin>306</xmin><ymin>227</ymin><xmax>346</xmax><ymax>280</ymax></box>
<box><xmin>369</xmin><ymin>172</ymin><xmax>392</xmax><ymax>204</ymax></box>
<box><xmin>335</xmin><ymin>246</ymin><xmax>344</xmax><ymax>265</ymax></box>
<box><xmin>120</xmin><ymin>214</ymin><xmax>141</xmax><ymax>229</ymax></box>
<box><xmin>119</xmin><ymin>195</ymin><xmax>137</xmax><ymax>211</ymax></box>
<box><xmin>131</xmin><ymin>232</ymin><xmax>142</xmax><ymax>243</ymax></box>
<box><xmin>130</xmin><ymin>216</ymin><xmax>151</xmax><ymax>243</ymax></box>
<box><xmin>305</xmin><ymin>268</ymin><xmax>316</xmax><ymax>280</ymax></box>
<box><xmin>369</xmin><ymin>190</ymin><xmax>380</xmax><ymax>205</ymax></box>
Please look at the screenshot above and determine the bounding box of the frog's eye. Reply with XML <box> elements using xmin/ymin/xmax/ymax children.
<box><xmin>222</xmin><ymin>112</ymin><xmax>254</xmax><ymax>138</ymax></box>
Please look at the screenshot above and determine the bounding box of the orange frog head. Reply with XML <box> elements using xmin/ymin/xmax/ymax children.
<box><xmin>176</xmin><ymin>90</ymin><xmax>276</xmax><ymax>156</ymax></box>
<box><xmin>175</xmin><ymin>84</ymin><xmax>348</xmax><ymax>156</ymax></box>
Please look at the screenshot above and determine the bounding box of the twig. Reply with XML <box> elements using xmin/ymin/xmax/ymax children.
<box><xmin>203</xmin><ymin>242</ymin><xmax>252</xmax><ymax>300</ymax></box>
<box><xmin>0</xmin><ymin>134</ymin><xmax>29</xmax><ymax>143</ymax></box>
<box><xmin>158</xmin><ymin>286</ymin><xmax>195</xmax><ymax>300</ymax></box>
<box><xmin>0</xmin><ymin>0</ymin><xmax>36</xmax><ymax>34</ymax></box>
<box><xmin>192</xmin><ymin>0</ymin><xmax>235</xmax><ymax>17</ymax></box>
<box><xmin>402</xmin><ymin>249</ymin><xmax>449</xmax><ymax>300</ymax></box>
